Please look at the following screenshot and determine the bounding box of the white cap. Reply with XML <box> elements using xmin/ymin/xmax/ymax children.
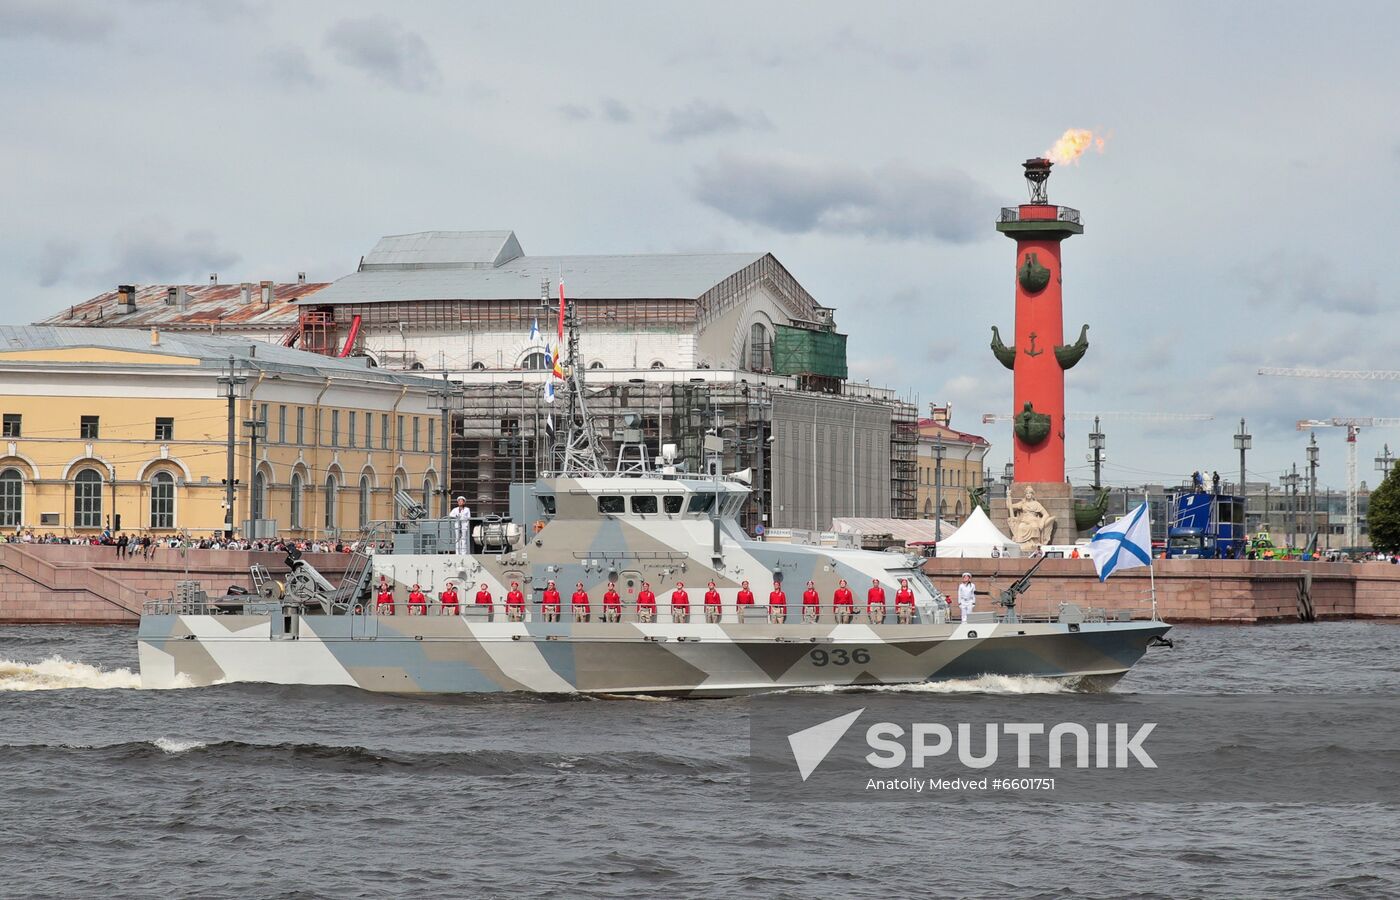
<box><xmin>456</xmin><ymin>495</ymin><xmax>467</xmax><ymax>502</ymax></box>
<box><xmin>962</xmin><ymin>572</ymin><xmax>972</xmax><ymax>578</ymax></box>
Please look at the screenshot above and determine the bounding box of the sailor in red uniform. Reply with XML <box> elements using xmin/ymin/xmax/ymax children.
<box><xmin>636</xmin><ymin>581</ymin><xmax>657</xmax><ymax>623</ymax></box>
<box><xmin>571</xmin><ymin>582</ymin><xmax>591</xmax><ymax>622</ymax></box>
<box><xmin>407</xmin><ymin>583</ymin><xmax>428</xmax><ymax>616</ymax></box>
<box><xmin>670</xmin><ymin>581</ymin><xmax>690</xmax><ymax>623</ymax></box>
<box><xmin>894</xmin><ymin>577</ymin><xmax>916</xmax><ymax>624</ymax></box>
<box><xmin>541</xmin><ymin>579</ymin><xmax>562</xmax><ymax>623</ymax></box>
<box><xmin>475</xmin><ymin>582</ymin><xmax>494</xmax><ymax>622</ymax></box>
<box><xmin>866</xmin><ymin>578</ymin><xmax>887</xmax><ymax>624</ymax></box>
<box><xmin>506</xmin><ymin>581</ymin><xmax>526</xmax><ymax>622</ymax></box>
<box><xmin>602</xmin><ymin>581</ymin><xmax>622</xmax><ymax>623</ymax></box>
<box><xmin>704</xmin><ymin>581</ymin><xmax>722</xmax><ymax>624</ymax></box>
<box><xmin>833</xmin><ymin>579</ymin><xmax>854</xmax><ymax>624</ymax></box>
<box><xmin>736</xmin><ymin>580</ymin><xmax>755</xmax><ymax>621</ymax></box>
<box><xmin>802</xmin><ymin>580</ymin><xmax>821</xmax><ymax>623</ymax></box>
<box><xmin>768</xmin><ymin>581</ymin><xmax>788</xmax><ymax>624</ymax></box>
<box><xmin>440</xmin><ymin>581</ymin><xmax>460</xmax><ymax>616</ymax></box>
<box><xmin>376</xmin><ymin>577</ymin><xmax>395</xmax><ymax>616</ymax></box>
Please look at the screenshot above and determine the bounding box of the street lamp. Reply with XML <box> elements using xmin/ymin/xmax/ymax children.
<box><xmin>1088</xmin><ymin>417</ymin><xmax>1106</xmax><ymax>490</ymax></box>
<box><xmin>1306</xmin><ymin>433</ymin><xmax>1319</xmax><ymax>543</ymax></box>
<box><xmin>1280</xmin><ymin>466</ymin><xmax>1301</xmax><ymax>548</ymax></box>
<box><xmin>933</xmin><ymin>434</ymin><xmax>946</xmax><ymax>538</ymax></box>
<box><xmin>1377</xmin><ymin>444</ymin><xmax>1396</xmax><ymax>479</ymax></box>
<box><xmin>1234</xmin><ymin>417</ymin><xmax>1253</xmax><ymax>528</ymax></box>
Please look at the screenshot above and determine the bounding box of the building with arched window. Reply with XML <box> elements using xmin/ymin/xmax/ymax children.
<box><xmin>0</xmin><ymin>327</ymin><xmax>441</xmax><ymax>538</ymax></box>
<box><xmin>916</xmin><ymin>406</ymin><xmax>990</xmax><ymax>527</ymax></box>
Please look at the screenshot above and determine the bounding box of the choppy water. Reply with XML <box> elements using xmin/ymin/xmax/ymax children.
<box><xmin>2</xmin><ymin>622</ymin><xmax>1399</xmax><ymax>898</ymax></box>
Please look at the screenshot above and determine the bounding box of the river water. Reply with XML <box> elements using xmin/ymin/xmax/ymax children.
<box><xmin>2</xmin><ymin>622</ymin><xmax>1398</xmax><ymax>898</ymax></box>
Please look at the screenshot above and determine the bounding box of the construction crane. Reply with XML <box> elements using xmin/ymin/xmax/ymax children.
<box><xmin>1259</xmin><ymin>367</ymin><xmax>1400</xmax><ymax>382</ymax></box>
<box><xmin>1295</xmin><ymin>418</ymin><xmax>1400</xmax><ymax>549</ymax></box>
<box><xmin>1259</xmin><ymin>367</ymin><xmax>1400</xmax><ymax>548</ymax></box>
<box><xmin>980</xmin><ymin>411</ymin><xmax>1215</xmax><ymax>424</ymax></box>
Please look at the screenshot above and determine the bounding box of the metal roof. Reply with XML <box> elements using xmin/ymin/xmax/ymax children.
<box><xmin>309</xmin><ymin>230</ymin><xmax>766</xmax><ymax>305</ymax></box>
<box><xmin>361</xmin><ymin>231</ymin><xmax>524</xmax><ymax>270</ymax></box>
<box><xmin>0</xmin><ymin>325</ymin><xmax>442</xmax><ymax>388</ymax></box>
<box><xmin>36</xmin><ymin>282</ymin><xmax>329</xmax><ymax>330</ymax></box>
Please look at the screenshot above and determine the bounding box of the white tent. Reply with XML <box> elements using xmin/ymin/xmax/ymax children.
<box><xmin>936</xmin><ymin>506</ymin><xmax>1023</xmax><ymax>558</ymax></box>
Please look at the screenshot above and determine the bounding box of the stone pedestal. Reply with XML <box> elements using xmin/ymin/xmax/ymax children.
<box><xmin>995</xmin><ymin>481</ymin><xmax>1077</xmax><ymax>552</ymax></box>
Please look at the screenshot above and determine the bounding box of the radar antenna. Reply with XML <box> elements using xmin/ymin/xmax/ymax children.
<box><xmin>549</xmin><ymin>296</ymin><xmax>606</xmax><ymax>477</ymax></box>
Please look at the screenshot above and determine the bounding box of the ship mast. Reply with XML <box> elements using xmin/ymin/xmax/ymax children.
<box><xmin>550</xmin><ymin>298</ymin><xmax>606</xmax><ymax>477</ymax></box>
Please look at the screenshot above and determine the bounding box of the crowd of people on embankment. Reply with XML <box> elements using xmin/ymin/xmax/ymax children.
<box><xmin>0</xmin><ymin>529</ymin><xmax>385</xmax><ymax>558</ymax></box>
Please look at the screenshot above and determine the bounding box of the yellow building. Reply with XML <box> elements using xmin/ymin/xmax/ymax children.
<box><xmin>0</xmin><ymin>326</ymin><xmax>442</xmax><ymax>539</ymax></box>
<box><xmin>916</xmin><ymin>410</ymin><xmax>989</xmax><ymax>525</ymax></box>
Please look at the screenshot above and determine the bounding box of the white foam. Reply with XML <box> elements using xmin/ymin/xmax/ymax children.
<box><xmin>0</xmin><ymin>655</ymin><xmax>142</xmax><ymax>692</ymax></box>
<box><xmin>793</xmin><ymin>674</ymin><xmax>1071</xmax><ymax>695</ymax></box>
<box><xmin>152</xmin><ymin>737</ymin><xmax>207</xmax><ymax>754</ymax></box>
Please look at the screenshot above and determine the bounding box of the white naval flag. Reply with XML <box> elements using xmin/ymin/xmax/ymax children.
<box><xmin>1087</xmin><ymin>501</ymin><xmax>1153</xmax><ymax>582</ymax></box>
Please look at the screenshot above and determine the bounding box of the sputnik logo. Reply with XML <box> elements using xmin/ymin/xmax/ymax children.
<box><xmin>787</xmin><ymin>708</ymin><xmax>864</xmax><ymax>781</ymax></box>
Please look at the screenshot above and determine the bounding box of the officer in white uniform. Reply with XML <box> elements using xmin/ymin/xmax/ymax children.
<box><xmin>448</xmin><ymin>495</ymin><xmax>472</xmax><ymax>555</ymax></box>
<box><xmin>957</xmin><ymin>572</ymin><xmax>977</xmax><ymax>623</ymax></box>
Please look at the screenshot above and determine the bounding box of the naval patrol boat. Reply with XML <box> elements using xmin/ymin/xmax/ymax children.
<box><xmin>138</xmin><ymin>325</ymin><xmax>1169</xmax><ymax>697</ymax></box>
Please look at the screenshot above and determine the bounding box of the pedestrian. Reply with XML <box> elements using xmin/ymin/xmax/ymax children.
<box><xmin>603</xmin><ymin>581</ymin><xmax>622</xmax><ymax>623</ymax></box>
<box><xmin>1211</xmin><ymin>471</ymin><xmax>1220</xmax><ymax>494</ymax></box>
<box><xmin>670</xmin><ymin>582</ymin><xmax>690</xmax><ymax>623</ymax></box>
<box><xmin>407</xmin><ymin>583</ymin><xmax>427</xmax><ymax>616</ymax></box>
<box><xmin>474</xmin><ymin>582</ymin><xmax>494</xmax><ymax>621</ymax></box>
<box><xmin>768</xmin><ymin>581</ymin><xmax>787</xmax><ymax>624</ymax></box>
<box><xmin>636</xmin><ymin>582</ymin><xmax>657</xmax><ymax>623</ymax></box>
<box><xmin>736</xmin><ymin>579</ymin><xmax>755</xmax><ymax>621</ymax></box>
<box><xmin>894</xmin><ymin>577</ymin><xmax>915</xmax><ymax>624</ymax></box>
<box><xmin>704</xmin><ymin>581</ymin><xmax>722</xmax><ymax>623</ymax></box>
<box><xmin>571</xmin><ymin>582</ymin><xmax>591</xmax><ymax>622</ymax></box>
<box><xmin>506</xmin><ymin>582</ymin><xmax>526</xmax><ymax>622</ymax></box>
<box><xmin>439</xmin><ymin>581</ymin><xmax>460</xmax><ymax>616</ymax></box>
<box><xmin>802</xmin><ymin>580</ymin><xmax>820</xmax><ymax>623</ymax></box>
<box><xmin>541</xmin><ymin>580</ymin><xmax>562</xmax><ymax>623</ymax></box>
<box><xmin>957</xmin><ymin>572</ymin><xmax>977</xmax><ymax>623</ymax></box>
<box><xmin>867</xmin><ymin>579</ymin><xmax>887</xmax><ymax>624</ymax></box>
<box><xmin>833</xmin><ymin>579</ymin><xmax>854</xmax><ymax>624</ymax></box>
<box><xmin>376</xmin><ymin>578</ymin><xmax>395</xmax><ymax>615</ymax></box>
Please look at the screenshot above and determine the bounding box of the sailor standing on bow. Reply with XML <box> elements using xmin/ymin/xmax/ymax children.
<box><xmin>957</xmin><ymin>573</ymin><xmax>977</xmax><ymax>623</ymax></box>
<box><xmin>448</xmin><ymin>495</ymin><xmax>472</xmax><ymax>555</ymax></box>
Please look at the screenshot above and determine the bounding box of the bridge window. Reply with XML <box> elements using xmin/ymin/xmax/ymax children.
<box><xmin>663</xmin><ymin>495</ymin><xmax>683</xmax><ymax>514</ymax></box>
<box><xmin>538</xmin><ymin>494</ymin><xmax>556</xmax><ymax>515</ymax></box>
<box><xmin>687</xmin><ymin>493</ymin><xmax>715</xmax><ymax>514</ymax></box>
<box><xmin>631</xmin><ymin>495</ymin><xmax>658</xmax><ymax>514</ymax></box>
<box><xmin>598</xmin><ymin>496</ymin><xmax>624</xmax><ymax>514</ymax></box>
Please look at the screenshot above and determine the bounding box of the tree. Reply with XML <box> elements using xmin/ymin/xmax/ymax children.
<box><xmin>1368</xmin><ymin>465</ymin><xmax>1400</xmax><ymax>554</ymax></box>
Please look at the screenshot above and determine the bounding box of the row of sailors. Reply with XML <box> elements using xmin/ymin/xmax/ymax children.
<box><xmin>372</xmin><ymin>577</ymin><xmax>936</xmax><ymax>624</ymax></box>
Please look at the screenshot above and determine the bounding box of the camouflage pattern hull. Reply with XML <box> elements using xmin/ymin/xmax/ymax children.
<box><xmin>138</xmin><ymin>613</ymin><xmax>1170</xmax><ymax>697</ymax></box>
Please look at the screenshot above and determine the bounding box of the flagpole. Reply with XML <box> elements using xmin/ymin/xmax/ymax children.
<box><xmin>1144</xmin><ymin>489</ymin><xmax>1158</xmax><ymax>621</ymax></box>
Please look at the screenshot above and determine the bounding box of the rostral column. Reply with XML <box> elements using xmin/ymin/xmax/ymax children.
<box><xmin>990</xmin><ymin>158</ymin><xmax>1089</xmax><ymax>545</ymax></box>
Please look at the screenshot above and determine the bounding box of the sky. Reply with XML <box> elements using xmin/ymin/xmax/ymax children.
<box><xmin>2</xmin><ymin>0</ymin><xmax>1398</xmax><ymax>494</ymax></box>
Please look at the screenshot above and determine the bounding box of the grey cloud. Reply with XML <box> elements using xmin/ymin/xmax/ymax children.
<box><xmin>659</xmin><ymin>100</ymin><xmax>770</xmax><ymax>143</ymax></box>
<box><xmin>325</xmin><ymin>17</ymin><xmax>441</xmax><ymax>92</ymax></box>
<box><xmin>600</xmin><ymin>97</ymin><xmax>632</xmax><ymax>123</ymax></box>
<box><xmin>695</xmin><ymin>152</ymin><xmax>995</xmax><ymax>242</ymax></box>
<box><xmin>261</xmin><ymin>46</ymin><xmax>320</xmax><ymax>88</ymax></box>
<box><xmin>0</xmin><ymin>0</ymin><xmax>115</xmax><ymax>42</ymax></box>
<box><xmin>36</xmin><ymin>238</ymin><xmax>80</xmax><ymax>287</ymax></box>
<box><xmin>1242</xmin><ymin>251</ymin><xmax>1380</xmax><ymax>316</ymax></box>
<box><xmin>557</xmin><ymin>103</ymin><xmax>593</xmax><ymax>122</ymax></box>
<box><xmin>100</xmin><ymin>222</ymin><xmax>241</xmax><ymax>284</ymax></box>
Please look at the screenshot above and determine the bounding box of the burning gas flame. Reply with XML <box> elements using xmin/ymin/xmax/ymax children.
<box><xmin>1045</xmin><ymin>128</ymin><xmax>1106</xmax><ymax>165</ymax></box>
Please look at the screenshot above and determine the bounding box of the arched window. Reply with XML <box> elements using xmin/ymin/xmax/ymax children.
<box><xmin>938</xmin><ymin>499</ymin><xmax>948</xmax><ymax>520</ymax></box>
<box><xmin>922</xmin><ymin>498</ymin><xmax>932</xmax><ymax>519</ymax></box>
<box><xmin>290</xmin><ymin>473</ymin><xmax>303</xmax><ymax>528</ymax></box>
<box><xmin>0</xmin><ymin>468</ymin><xmax>22</xmax><ymax>527</ymax></box>
<box><xmin>74</xmin><ymin>468</ymin><xmax>103</xmax><ymax>528</ymax></box>
<box><xmin>749</xmin><ymin>322</ymin><xmax>770</xmax><ymax>371</ymax></box>
<box><xmin>324</xmin><ymin>474</ymin><xmax>338</xmax><ymax>530</ymax></box>
<box><xmin>955</xmin><ymin>500</ymin><xmax>964</xmax><ymax>520</ymax></box>
<box><xmin>150</xmin><ymin>471</ymin><xmax>175</xmax><ymax>529</ymax></box>
<box><xmin>358</xmin><ymin>475</ymin><xmax>371</xmax><ymax>528</ymax></box>
<box><xmin>521</xmin><ymin>351</ymin><xmax>549</xmax><ymax>371</ymax></box>
<box><xmin>589</xmin><ymin>360</ymin><xmax>604</xmax><ymax>369</ymax></box>
<box><xmin>422</xmin><ymin>476</ymin><xmax>434</xmax><ymax>512</ymax></box>
<box><xmin>470</xmin><ymin>361</ymin><xmax>486</xmax><ymax>370</ymax></box>
<box><xmin>252</xmin><ymin>470</ymin><xmax>266</xmax><ymax>522</ymax></box>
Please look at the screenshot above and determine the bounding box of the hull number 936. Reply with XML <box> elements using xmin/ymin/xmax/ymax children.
<box><xmin>810</xmin><ymin>648</ymin><xmax>871</xmax><ymax>667</ymax></box>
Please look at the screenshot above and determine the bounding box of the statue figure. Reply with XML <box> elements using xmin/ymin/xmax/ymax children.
<box><xmin>1009</xmin><ymin>485</ymin><xmax>1056</xmax><ymax>550</ymax></box>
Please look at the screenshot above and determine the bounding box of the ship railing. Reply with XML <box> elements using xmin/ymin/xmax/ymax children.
<box><xmin>142</xmin><ymin>598</ymin><xmax>283</xmax><ymax>616</ymax></box>
<box><xmin>356</xmin><ymin>601</ymin><xmax>952</xmax><ymax>625</ymax></box>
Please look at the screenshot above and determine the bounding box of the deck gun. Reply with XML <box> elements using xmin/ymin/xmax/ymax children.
<box><xmin>996</xmin><ymin>555</ymin><xmax>1048</xmax><ymax>623</ymax></box>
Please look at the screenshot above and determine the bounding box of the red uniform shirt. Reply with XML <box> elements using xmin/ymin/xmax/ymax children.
<box><xmin>408</xmin><ymin>589</ymin><xmax>427</xmax><ymax>606</ymax></box>
<box><xmin>637</xmin><ymin>589</ymin><xmax>656</xmax><ymax>609</ymax></box>
<box><xmin>867</xmin><ymin>586</ymin><xmax>886</xmax><ymax>612</ymax></box>
<box><xmin>803</xmin><ymin>588</ymin><xmax>820</xmax><ymax>606</ymax></box>
<box><xmin>737</xmin><ymin>588</ymin><xmax>755</xmax><ymax>605</ymax></box>
<box><xmin>671</xmin><ymin>589</ymin><xmax>689</xmax><ymax>608</ymax></box>
<box><xmin>704</xmin><ymin>588</ymin><xmax>721</xmax><ymax>607</ymax></box>
<box><xmin>506</xmin><ymin>589</ymin><xmax>525</xmax><ymax>609</ymax></box>
<box><xmin>542</xmin><ymin>587</ymin><xmax>562</xmax><ymax>609</ymax></box>
<box><xmin>475</xmin><ymin>588</ymin><xmax>493</xmax><ymax>605</ymax></box>
<box><xmin>834</xmin><ymin>587</ymin><xmax>854</xmax><ymax>606</ymax></box>
<box><xmin>769</xmin><ymin>589</ymin><xmax>787</xmax><ymax>608</ymax></box>
<box><xmin>376</xmin><ymin>588</ymin><xmax>393</xmax><ymax>607</ymax></box>
<box><xmin>603</xmin><ymin>589</ymin><xmax>621</xmax><ymax>609</ymax></box>
<box><xmin>571</xmin><ymin>589</ymin><xmax>590</xmax><ymax>611</ymax></box>
<box><xmin>895</xmin><ymin>587</ymin><xmax>915</xmax><ymax>606</ymax></box>
<box><xmin>441</xmin><ymin>588</ymin><xmax>459</xmax><ymax>608</ymax></box>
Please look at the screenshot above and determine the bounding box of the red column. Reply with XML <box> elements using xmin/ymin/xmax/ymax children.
<box><xmin>1013</xmin><ymin>235</ymin><xmax>1066</xmax><ymax>483</ymax></box>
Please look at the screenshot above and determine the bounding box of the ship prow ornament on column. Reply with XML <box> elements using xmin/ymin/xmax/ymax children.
<box><xmin>991</xmin><ymin>158</ymin><xmax>1091</xmax><ymax>552</ymax></box>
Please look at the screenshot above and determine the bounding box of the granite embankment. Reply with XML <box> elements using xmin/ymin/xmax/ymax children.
<box><xmin>0</xmin><ymin>544</ymin><xmax>352</xmax><ymax>625</ymax></box>
<box><xmin>921</xmin><ymin>557</ymin><xmax>1400</xmax><ymax>622</ymax></box>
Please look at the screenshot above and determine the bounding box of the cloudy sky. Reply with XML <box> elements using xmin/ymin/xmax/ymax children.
<box><xmin>3</xmin><ymin>0</ymin><xmax>1397</xmax><ymax>492</ymax></box>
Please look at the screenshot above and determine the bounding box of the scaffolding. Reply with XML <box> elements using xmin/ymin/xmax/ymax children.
<box><xmin>889</xmin><ymin>399</ymin><xmax>919</xmax><ymax>520</ymax></box>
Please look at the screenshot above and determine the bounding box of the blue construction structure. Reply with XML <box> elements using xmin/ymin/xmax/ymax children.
<box><xmin>1166</xmin><ymin>491</ymin><xmax>1247</xmax><ymax>559</ymax></box>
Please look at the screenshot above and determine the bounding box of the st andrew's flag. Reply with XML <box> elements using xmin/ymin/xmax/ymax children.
<box><xmin>1087</xmin><ymin>501</ymin><xmax>1153</xmax><ymax>582</ymax></box>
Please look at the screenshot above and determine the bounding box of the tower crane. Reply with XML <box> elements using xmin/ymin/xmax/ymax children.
<box><xmin>1294</xmin><ymin>418</ymin><xmax>1400</xmax><ymax>549</ymax></box>
<box><xmin>1259</xmin><ymin>366</ymin><xmax>1400</xmax><ymax>548</ymax></box>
